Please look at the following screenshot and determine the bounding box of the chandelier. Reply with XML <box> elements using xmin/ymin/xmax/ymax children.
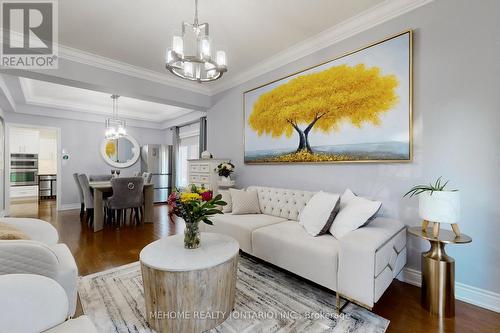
<box><xmin>165</xmin><ymin>0</ymin><xmax>227</xmax><ymax>82</ymax></box>
<box><xmin>105</xmin><ymin>94</ymin><xmax>126</xmax><ymax>139</ymax></box>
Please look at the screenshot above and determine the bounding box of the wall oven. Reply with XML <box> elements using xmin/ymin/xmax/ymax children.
<box><xmin>10</xmin><ymin>154</ymin><xmax>38</xmax><ymax>186</ymax></box>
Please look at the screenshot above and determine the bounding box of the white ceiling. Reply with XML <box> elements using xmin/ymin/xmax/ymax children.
<box><xmin>20</xmin><ymin>78</ymin><xmax>193</xmax><ymax>122</ymax></box>
<box><xmin>59</xmin><ymin>0</ymin><xmax>385</xmax><ymax>86</ymax></box>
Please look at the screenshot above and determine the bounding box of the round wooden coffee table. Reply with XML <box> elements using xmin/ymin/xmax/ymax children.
<box><xmin>140</xmin><ymin>232</ymin><xmax>239</xmax><ymax>333</ymax></box>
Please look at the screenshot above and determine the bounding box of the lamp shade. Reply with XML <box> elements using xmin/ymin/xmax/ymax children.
<box><xmin>418</xmin><ymin>191</ymin><xmax>460</xmax><ymax>224</ymax></box>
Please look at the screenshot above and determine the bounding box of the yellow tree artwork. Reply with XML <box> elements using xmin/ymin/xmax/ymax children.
<box><xmin>244</xmin><ymin>31</ymin><xmax>411</xmax><ymax>163</ymax></box>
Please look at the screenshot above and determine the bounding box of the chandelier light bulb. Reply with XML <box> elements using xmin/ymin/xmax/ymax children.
<box><xmin>216</xmin><ymin>50</ymin><xmax>226</xmax><ymax>67</ymax></box>
<box><xmin>200</xmin><ymin>37</ymin><xmax>210</xmax><ymax>58</ymax></box>
<box><xmin>172</xmin><ymin>35</ymin><xmax>184</xmax><ymax>55</ymax></box>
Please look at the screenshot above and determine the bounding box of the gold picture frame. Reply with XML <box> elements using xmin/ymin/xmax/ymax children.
<box><xmin>243</xmin><ymin>29</ymin><xmax>413</xmax><ymax>164</ymax></box>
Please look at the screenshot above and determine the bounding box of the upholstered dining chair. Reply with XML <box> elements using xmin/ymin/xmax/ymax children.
<box><xmin>104</xmin><ymin>177</ymin><xmax>144</xmax><ymax>228</ymax></box>
<box><xmin>72</xmin><ymin>173</ymin><xmax>85</xmax><ymax>218</ymax></box>
<box><xmin>142</xmin><ymin>172</ymin><xmax>153</xmax><ymax>183</ymax></box>
<box><xmin>77</xmin><ymin>174</ymin><xmax>94</xmax><ymax>227</ymax></box>
<box><xmin>89</xmin><ymin>174</ymin><xmax>113</xmax><ymax>181</ymax></box>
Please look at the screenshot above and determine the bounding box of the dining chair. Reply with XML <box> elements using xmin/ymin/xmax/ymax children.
<box><xmin>89</xmin><ymin>174</ymin><xmax>113</xmax><ymax>181</ymax></box>
<box><xmin>77</xmin><ymin>174</ymin><xmax>94</xmax><ymax>227</ymax></box>
<box><xmin>73</xmin><ymin>173</ymin><xmax>85</xmax><ymax>218</ymax></box>
<box><xmin>104</xmin><ymin>177</ymin><xmax>144</xmax><ymax>228</ymax></box>
<box><xmin>142</xmin><ymin>172</ymin><xmax>153</xmax><ymax>183</ymax></box>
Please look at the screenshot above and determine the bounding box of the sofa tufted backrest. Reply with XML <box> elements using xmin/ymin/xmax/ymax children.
<box><xmin>247</xmin><ymin>186</ymin><xmax>316</xmax><ymax>221</ymax></box>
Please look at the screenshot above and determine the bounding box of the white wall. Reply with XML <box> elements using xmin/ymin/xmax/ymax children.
<box><xmin>207</xmin><ymin>0</ymin><xmax>500</xmax><ymax>295</ymax></box>
<box><xmin>4</xmin><ymin>111</ymin><xmax>168</xmax><ymax>207</ymax></box>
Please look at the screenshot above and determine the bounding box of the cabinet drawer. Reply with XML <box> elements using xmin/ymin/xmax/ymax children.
<box><xmin>189</xmin><ymin>175</ymin><xmax>200</xmax><ymax>183</ymax></box>
<box><xmin>193</xmin><ymin>182</ymin><xmax>210</xmax><ymax>190</ymax></box>
<box><xmin>199</xmin><ymin>175</ymin><xmax>210</xmax><ymax>184</ymax></box>
<box><xmin>11</xmin><ymin>186</ymin><xmax>38</xmax><ymax>198</ymax></box>
<box><xmin>199</xmin><ymin>164</ymin><xmax>210</xmax><ymax>172</ymax></box>
<box><xmin>189</xmin><ymin>164</ymin><xmax>200</xmax><ymax>172</ymax></box>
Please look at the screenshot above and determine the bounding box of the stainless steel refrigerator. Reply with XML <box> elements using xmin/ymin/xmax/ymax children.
<box><xmin>141</xmin><ymin>144</ymin><xmax>173</xmax><ymax>203</ymax></box>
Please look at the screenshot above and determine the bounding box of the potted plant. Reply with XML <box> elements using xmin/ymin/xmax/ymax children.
<box><xmin>167</xmin><ymin>184</ymin><xmax>227</xmax><ymax>249</ymax></box>
<box><xmin>215</xmin><ymin>162</ymin><xmax>235</xmax><ymax>183</ymax></box>
<box><xmin>404</xmin><ymin>177</ymin><xmax>460</xmax><ymax>237</ymax></box>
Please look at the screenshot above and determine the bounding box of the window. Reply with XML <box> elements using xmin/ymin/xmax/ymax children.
<box><xmin>176</xmin><ymin>123</ymin><xmax>200</xmax><ymax>188</ymax></box>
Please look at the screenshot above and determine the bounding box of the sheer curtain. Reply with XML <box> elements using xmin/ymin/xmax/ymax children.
<box><xmin>175</xmin><ymin>123</ymin><xmax>200</xmax><ymax>189</ymax></box>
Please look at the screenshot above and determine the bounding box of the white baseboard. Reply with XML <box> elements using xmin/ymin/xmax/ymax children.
<box><xmin>397</xmin><ymin>267</ymin><xmax>500</xmax><ymax>313</ymax></box>
<box><xmin>58</xmin><ymin>203</ymin><xmax>81</xmax><ymax>211</ymax></box>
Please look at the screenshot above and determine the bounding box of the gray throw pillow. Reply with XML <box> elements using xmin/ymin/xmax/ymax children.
<box><xmin>229</xmin><ymin>189</ymin><xmax>261</xmax><ymax>215</ymax></box>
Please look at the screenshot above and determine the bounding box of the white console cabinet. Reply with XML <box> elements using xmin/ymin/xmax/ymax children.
<box><xmin>187</xmin><ymin>159</ymin><xmax>230</xmax><ymax>194</ymax></box>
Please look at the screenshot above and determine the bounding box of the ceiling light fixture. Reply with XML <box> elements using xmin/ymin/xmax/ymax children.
<box><xmin>105</xmin><ymin>94</ymin><xmax>126</xmax><ymax>139</ymax></box>
<box><xmin>165</xmin><ymin>0</ymin><xmax>227</xmax><ymax>83</ymax></box>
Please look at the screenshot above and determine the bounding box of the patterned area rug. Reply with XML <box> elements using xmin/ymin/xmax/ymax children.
<box><xmin>78</xmin><ymin>255</ymin><xmax>389</xmax><ymax>333</ymax></box>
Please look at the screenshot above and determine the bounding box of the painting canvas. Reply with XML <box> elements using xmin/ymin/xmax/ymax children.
<box><xmin>244</xmin><ymin>31</ymin><xmax>412</xmax><ymax>164</ymax></box>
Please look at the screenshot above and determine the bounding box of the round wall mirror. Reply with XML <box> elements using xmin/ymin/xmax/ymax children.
<box><xmin>100</xmin><ymin>135</ymin><xmax>140</xmax><ymax>168</ymax></box>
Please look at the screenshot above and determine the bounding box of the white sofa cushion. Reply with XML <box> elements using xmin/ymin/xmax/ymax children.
<box><xmin>201</xmin><ymin>214</ymin><xmax>287</xmax><ymax>254</ymax></box>
<box><xmin>219</xmin><ymin>189</ymin><xmax>232</xmax><ymax>213</ymax></box>
<box><xmin>0</xmin><ymin>218</ymin><xmax>58</xmax><ymax>245</ymax></box>
<box><xmin>0</xmin><ymin>274</ymin><xmax>69</xmax><ymax>333</ymax></box>
<box><xmin>330</xmin><ymin>189</ymin><xmax>381</xmax><ymax>239</ymax></box>
<box><xmin>230</xmin><ymin>189</ymin><xmax>261</xmax><ymax>215</ymax></box>
<box><xmin>299</xmin><ymin>191</ymin><xmax>340</xmax><ymax>236</ymax></box>
<box><xmin>50</xmin><ymin>243</ymin><xmax>78</xmax><ymax>316</ymax></box>
<box><xmin>252</xmin><ymin>221</ymin><xmax>339</xmax><ymax>290</ymax></box>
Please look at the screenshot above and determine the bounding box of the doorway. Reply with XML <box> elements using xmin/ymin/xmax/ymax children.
<box><xmin>6</xmin><ymin>124</ymin><xmax>61</xmax><ymax>217</ymax></box>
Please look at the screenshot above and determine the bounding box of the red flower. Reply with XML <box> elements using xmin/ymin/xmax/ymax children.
<box><xmin>167</xmin><ymin>192</ymin><xmax>178</xmax><ymax>207</ymax></box>
<box><xmin>200</xmin><ymin>190</ymin><xmax>213</xmax><ymax>201</ymax></box>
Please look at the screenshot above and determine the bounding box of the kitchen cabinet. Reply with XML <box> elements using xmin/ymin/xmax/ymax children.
<box><xmin>10</xmin><ymin>128</ymin><xmax>40</xmax><ymax>154</ymax></box>
<box><xmin>10</xmin><ymin>185</ymin><xmax>39</xmax><ymax>198</ymax></box>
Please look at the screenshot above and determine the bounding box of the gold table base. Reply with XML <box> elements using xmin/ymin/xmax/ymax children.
<box><xmin>421</xmin><ymin>241</ymin><xmax>455</xmax><ymax>317</ymax></box>
<box><xmin>408</xmin><ymin>227</ymin><xmax>472</xmax><ymax>318</ymax></box>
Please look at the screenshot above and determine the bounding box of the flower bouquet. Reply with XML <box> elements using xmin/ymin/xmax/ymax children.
<box><xmin>215</xmin><ymin>162</ymin><xmax>235</xmax><ymax>182</ymax></box>
<box><xmin>167</xmin><ymin>184</ymin><xmax>226</xmax><ymax>249</ymax></box>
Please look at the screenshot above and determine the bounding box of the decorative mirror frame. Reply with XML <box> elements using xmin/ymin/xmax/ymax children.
<box><xmin>100</xmin><ymin>135</ymin><xmax>140</xmax><ymax>168</ymax></box>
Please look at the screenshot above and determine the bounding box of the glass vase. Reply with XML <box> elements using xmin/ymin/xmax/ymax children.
<box><xmin>184</xmin><ymin>222</ymin><xmax>201</xmax><ymax>249</ymax></box>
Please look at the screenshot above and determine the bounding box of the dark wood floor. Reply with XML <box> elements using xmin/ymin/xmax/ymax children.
<box><xmin>10</xmin><ymin>200</ymin><xmax>500</xmax><ymax>333</ymax></box>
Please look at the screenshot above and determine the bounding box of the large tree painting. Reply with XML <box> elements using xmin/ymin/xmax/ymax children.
<box><xmin>244</xmin><ymin>31</ymin><xmax>412</xmax><ymax>163</ymax></box>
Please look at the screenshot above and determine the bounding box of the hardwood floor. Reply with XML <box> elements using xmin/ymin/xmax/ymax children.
<box><xmin>10</xmin><ymin>199</ymin><xmax>500</xmax><ymax>333</ymax></box>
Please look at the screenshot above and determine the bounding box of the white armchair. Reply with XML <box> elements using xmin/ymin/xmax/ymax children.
<box><xmin>0</xmin><ymin>218</ymin><xmax>78</xmax><ymax>316</ymax></box>
<box><xmin>0</xmin><ymin>274</ymin><xmax>97</xmax><ymax>333</ymax></box>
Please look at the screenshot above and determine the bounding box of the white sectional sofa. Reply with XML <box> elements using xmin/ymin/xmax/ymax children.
<box><xmin>0</xmin><ymin>218</ymin><xmax>78</xmax><ymax>316</ymax></box>
<box><xmin>202</xmin><ymin>186</ymin><xmax>407</xmax><ymax>309</ymax></box>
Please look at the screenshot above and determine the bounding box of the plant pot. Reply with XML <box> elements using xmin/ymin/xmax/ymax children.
<box><xmin>418</xmin><ymin>191</ymin><xmax>460</xmax><ymax>223</ymax></box>
<box><xmin>220</xmin><ymin>175</ymin><xmax>231</xmax><ymax>183</ymax></box>
<box><xmin>184</xmin><ymin>222</ymin><xmax>201</xmax><ymax>249</ymax></box>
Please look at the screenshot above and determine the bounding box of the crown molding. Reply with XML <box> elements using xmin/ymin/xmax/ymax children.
<box><xmin>209</xmin><ymin>0</ymin><xmax>434</xmax><ymax>95</ymax></box>
<box><xmin>58</xmin><ymin>44</ymin><xmax>213</xmax><ymax>96</ymax></box>
<box><xmin>1</xmin><ymin>29</ymin><xmax>211</xmax><ymax>96</ymax></box>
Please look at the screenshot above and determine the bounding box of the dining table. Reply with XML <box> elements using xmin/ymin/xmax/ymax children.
<box><xmin>89</xmin><ymin>181</ymin><xmax>155</xmax><ymax>232</ymax></box>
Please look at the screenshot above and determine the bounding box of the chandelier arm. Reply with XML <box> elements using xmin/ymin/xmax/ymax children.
<box><xmin>194</xmin><ymin>0</ymin><xmax>199</xmax><ymax>26</ymax></box>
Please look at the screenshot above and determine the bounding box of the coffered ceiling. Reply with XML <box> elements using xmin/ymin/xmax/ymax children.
<box><xmin>19</xmin><ymin>77</ymin><xmax>193</xmax><ymax>123</ymax></box>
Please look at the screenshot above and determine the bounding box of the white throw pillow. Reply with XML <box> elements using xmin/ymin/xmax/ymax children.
<box><xmin>299</xmin><ymin>191</ymin><xmax>340</xmax><ymax>236</ymax></box>
<box><xmin>218</xmin><ymin>190</ymin><xmax>232</xmax><ymax>213</ymax></box>
<box><xmin>330</xmin><ymin>189</ymin><xmax>381</xmax><ymax>239</ymax></box>
<box><xmin>229</xmin><ymin>189</ymin><xmax>261</xmax><ymax>215</ymax></box>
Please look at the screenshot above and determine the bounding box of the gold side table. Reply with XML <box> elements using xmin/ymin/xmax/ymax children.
<box><xmin>408</xmin><ymin>227</ymin><xmax>472</xmax><ymax>317</ymax></box>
